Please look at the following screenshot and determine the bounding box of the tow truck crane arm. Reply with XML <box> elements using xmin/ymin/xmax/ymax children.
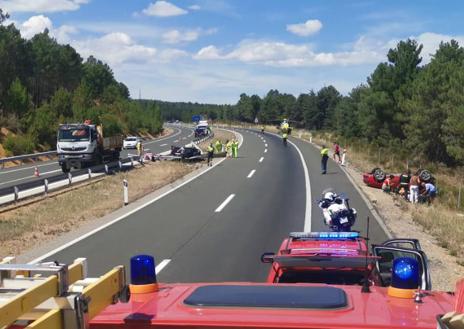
<box><xmin>0</xmin><ymin>257</ymin><xmax>129</xmax><ymax>329</ymax></box>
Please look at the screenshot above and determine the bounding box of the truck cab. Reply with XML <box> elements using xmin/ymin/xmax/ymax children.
<box><xmin>261</xmin><ymin>232</ymin><xmax>432</xmax><ymax>290</ymax></box>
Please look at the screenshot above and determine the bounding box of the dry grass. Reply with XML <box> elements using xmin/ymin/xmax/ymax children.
<box><xmin>198</xmin><ymin>129</ymin><xmax>235</xmax><ymax>151</ymax></box>
<box><xmin>304</xmin><ymin>130</ymin><xmax>464</xmax><ymax>264</ymax></box>
<box><xmin>0</xmin><ymin>161</ymin><xmax>194</xmax><ymax>258</ymax></box>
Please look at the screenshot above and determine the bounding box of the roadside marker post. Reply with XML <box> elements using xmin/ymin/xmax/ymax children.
<box><xmin>123</xmin><ymin>179</ymin><xmax>129</xmax><ymax>206</ymax></box>
<box><xmin>44</xmin><ymin>179</ymin><xmax>48</xmax><ymax>196</ymax></box>
<box><xmin>130</xmin><ymin>156</ymin><xmax>134</xmax><ymax>167</ymax></box>
<box><xmin>105</xmin><ymin>164</ymin><xmax>109</xmax><ymax>175</ymax></box>
<box><xmin>14</xmin><ymin>186</ymin><xmax>19</xmax><ymax>203</ymax></box>
<box><xmin>68</xmin><ymin>172</ymin><xmax>72</xmax><ymax>186</ymax></box>
<box><xmin>88</xmin><ymin>168</ymin><xmax>92</xmax><ymax>179</ymax></box>
<box><xmin>119</xmin><ymin>161</ymin><xmax>123</xmax><ymax>170</ymax></box>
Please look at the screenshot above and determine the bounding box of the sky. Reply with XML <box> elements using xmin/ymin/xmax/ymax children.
<box><xmin>1</xmin><ymin>0</ymin><xmax>464</xmax><ymax>104</ymax></box>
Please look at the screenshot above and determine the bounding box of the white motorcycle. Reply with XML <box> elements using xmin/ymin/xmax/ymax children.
<box><xmin>318</xmin><ymin>190</ymin><xmax>357</xmax><ymax>232</ymax></box>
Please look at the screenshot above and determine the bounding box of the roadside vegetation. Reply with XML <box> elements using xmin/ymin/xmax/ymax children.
<box><xmin>0</xmin><ymin>161</ymin><xmax>194</xmax><ymax>258</ymax></box>
<box><xmin>0</xmin><ymin>12</ymin><xmax>162</xmax><ymax>156</ymax></box>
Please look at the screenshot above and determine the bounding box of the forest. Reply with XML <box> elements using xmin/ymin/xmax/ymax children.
<box><xmin>162</xmin><ymin>39</ymin><xmax>464</xmax><ymax>167</ymax></box>
<box><xmin>0</xmin><ymin>11</ymin><xmax>162</xmax><ymax>155</ymax></box>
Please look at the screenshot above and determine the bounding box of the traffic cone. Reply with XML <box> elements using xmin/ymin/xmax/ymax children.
<box><xmin>34</xmin><ymin>166</ymin><xmax>40</xmax><ymax>177</ymax></box>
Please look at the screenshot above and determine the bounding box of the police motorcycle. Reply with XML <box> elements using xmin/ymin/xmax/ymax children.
<box><xmin>318</xmin><ymin>189</ymin><xmax>357</xmax><ymax>232</ymax></box>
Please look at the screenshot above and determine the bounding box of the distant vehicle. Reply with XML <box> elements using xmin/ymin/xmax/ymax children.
<box><xmin>261</xmin><ymin>231</ymin><xmax>432</xmax><ymax>290</ymax></box>
<box><xmin>123</xmin><ymin>136</ymin><xmax>141</xmax><ymax>149</ymax></box>
<box><xmin>363</xmin><ymin>168</ymin><xmax>432</xmax><ymax>190</ymax></box>
<box><xmin>57</xmin><ymin>121</ymin><xmax>123</xmax><ymax>173</ymax></box>
<box><xmin>194</xmin><ymin>120</ymin><xmax>210</xmax><ymax>138</ymax></box>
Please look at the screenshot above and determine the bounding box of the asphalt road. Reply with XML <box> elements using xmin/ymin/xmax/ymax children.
<box><xmin>36</xmin><ymin>128</ymin><xmax>387</xmax><ymax>282</ymax></box>
<box><xmin>0</xmin><ymin>125</ymin><xmax>193</xmax><ymax>192</ymax></box>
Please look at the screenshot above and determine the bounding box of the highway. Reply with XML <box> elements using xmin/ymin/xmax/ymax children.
<box><xmin>31</xmin><ymin>128</ymin><xmax>388</xmax><ymax>281</ymax></box>
<box><xmin>0</xmin><ymin>125</ymin><xmax>193</xmax><ymax>193</ymax></box>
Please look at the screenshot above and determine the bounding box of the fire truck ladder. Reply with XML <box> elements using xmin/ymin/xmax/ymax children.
<box><xmin>0</xmin><ymin>256</ymin><xmax>129</xmax><ymax>329</ymax></box>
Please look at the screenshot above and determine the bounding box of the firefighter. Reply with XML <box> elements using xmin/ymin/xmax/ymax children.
<box><xmin>232</xmin><ymin>139</ymin><xmax>238</xmax><ymax>158</ymax></box>
<box><xmin>207</xmin><ymin>143</ymin><xmax>214</xmax><ymax>166</ymax></box>
<box><xmin>215</xmin><ymin>139</ymin><xmax>222</xmax><ymax>153</ymax></box>
<box><xmin>321</xmin><ymin>145</ymin><xmax>329</xmax><ymax>174</ymax></box>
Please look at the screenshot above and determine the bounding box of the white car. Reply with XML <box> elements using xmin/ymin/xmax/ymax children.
<box><xmin>123</xmin><ymin>136</ymin><xmax>140</xmax><ymax>149</ymax></box>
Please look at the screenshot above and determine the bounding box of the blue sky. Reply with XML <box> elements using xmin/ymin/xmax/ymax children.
<box><xmin>1</xmin><ymin>0</ymin><xmax>464</xmax><ymax>104</ymax></box>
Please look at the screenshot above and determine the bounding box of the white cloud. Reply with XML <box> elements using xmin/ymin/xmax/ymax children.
<box><xmin>194</xmin><ymin>38</ymin><xmax>384</xmax><ymax>67</ymax></box>
<box><xmin>142</xmin><ymin>1</ymin><xmax>187</xmax><ymax>17</ymax></box>
<box><xmin>189</xmin><ymin>4</ymin><xmax>201</xmax><ymax>10</ymax></box>
<box><xmin>161</xmin><ymin>27</ymin><xmax>216</xmax><ymax>44</ymax></box>
<box><xmin>287</xmin><ymin>19</ymin><xmax>322</xmax><ymax>37</ymax></box>
<box><xmin>20</xmin><ymin>15</ymin><xmax>52</xmax><ymax>39</ymax></box>
<box><xmin>0</xmin><ymin>0</ymin><xmax>89</xmax><ymax>13</ymax></box>
<box><xmin>157</xmin><ymin>48</ymin><xmax>188</xmax><ymax>62</ymax></box>
<box><xmin>194</xmin><ymin>45</ymin><xmax>222</xmax><ymax>60</ymax></box>
<box><xmin>74</xmin><ymin>32</ymin><xmax>157</xmax><ymax>65</ymax></box>
<box><xmin>412</xmin><ymin>32</ymin><xmax>464</xmax><ymax>63</ymax></box>
<box><xmin>19</xmin><ymin>15</ymin><xmax>78</xmax><ymax>43</ymax></box>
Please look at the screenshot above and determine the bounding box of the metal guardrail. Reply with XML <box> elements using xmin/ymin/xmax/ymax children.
<box><xmin>0</xmin><ymin>150</ymin><xmax>57</xmax><ymax>168</ymax></box>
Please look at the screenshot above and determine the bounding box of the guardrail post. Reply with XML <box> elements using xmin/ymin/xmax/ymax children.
<box><xmin>68</xmin><ymin>172</ymin><xmax>72</xmax><ymax>185</ymax></box>
<box><xmin>130</xmin><ymin>156</ymin><xmax>134</xmax><ymax>167</ymax></box>
<box><xmin>88</xmin><ymin>168</ymin><xmax>92</xmax><ymax>179</ymax></box>
<box><xmin>14</xmin><ymin>186</ymin><xmax>19</xmax><ymax>202</ymax></box>
<box><xmin>105</xmin><ymin>164</ymin><xmax>109</xmax><ymax>175</ymax></box>
<box><xmin>123</xmin><ymin>179</ymin><xmax>129</xmax><ymax>206</ymax></box>
<box><xmin>119</xmin><ymin>160</ymin><xmax>123</xmax><ymax>170</ymax></box>
<box><xmin>44</xmin><ymin>179</ymin><xmax>48</xmax><ymax>196</ymax></box>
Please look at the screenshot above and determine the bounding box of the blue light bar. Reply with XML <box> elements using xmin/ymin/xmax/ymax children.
<box><xmin>130</xmin><ymin>254</ymin><xmax>157</xmax><ymax>285</ymax></box>
<box><xmin>391</xmin><ymin>257</ymin><xmax>420</xmax><ymax>289</ymax></box>
<box><xmin>289</xmin><ymin>232</ymin><xmax>359</xmax><ymax>240</ymax></box>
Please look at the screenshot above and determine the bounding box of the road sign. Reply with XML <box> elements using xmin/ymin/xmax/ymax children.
<box><xmin>192</xmin><ymin>115</ymin><xmax>201</xmax><ymax>122</ymax></box>
<box><xmin>254</xmin><ymin>117</ymin><xmax>259</xmax><ymax>124</ymax></box>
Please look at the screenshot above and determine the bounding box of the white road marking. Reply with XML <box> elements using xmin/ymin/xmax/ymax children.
<box><xmin>263</xmin><ymin>140</ymin><xmax>267</xmax><ymax>143</ymax></box>
<box><xmin>155</xmin><ymin>259</ymin><xmax>171</xmax><ymax>274</ymax></box>
<box><xmin>160</xmin><ymin>144</ymin><xmax>167</xmax><ymax>147</ymax></box>
<box><xmin>264</xmin><ymin>149</ymin><xmax>268</xmax><ymax>153</ymax></box>
<box><xmin>247</xmin><ymin>169</ymin><xmax>256</xmax><ymax>178</ymax></box>
<box><xmin>29</xmin><ymin>129</ymin><xmax>244</xmax><ymax>264</ymax></box>
<box><xmin>0</xmin><ymin>162</ymin><xmax>57</xmax><ymax>175</ymax></box>
<box><xmin>215</xmin><ymin>194</ymin><xmax>235</xmax><ymax>213</ymax></box>
<box><xmin>143</xmin><ymin>127</ymin><xmax>182</xmax><ymax>145</ymax></box>
<box><xmin>265</xmin><ymin>144</ymin><xmax>268</xmax><ymax>147</ymax></box>
<box><xmin>173</xmin><ymin>140</ymin><xmax>179</xmax><ymax>143</ymax></box>
<box><xmin>259</xmin><ymin>157</ymin><xmax>264</xmax><ymax>163</ymax></box>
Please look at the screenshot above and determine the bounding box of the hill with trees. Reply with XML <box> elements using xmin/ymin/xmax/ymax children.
<box><xmin>0</xmin><ymin>11</ymin><xmax>162</xmax><ymax>156</ymax></box>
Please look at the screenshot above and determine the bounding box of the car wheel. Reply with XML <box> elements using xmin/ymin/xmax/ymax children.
<box><xmin>372</xmin><ymin>167</ymin><xmax>386</xmax><ymax>182</ymax></box>
<box><xmin>418</xmin><ymin>169</ymin><xmax>432</xmax><ymax>182</ymax></box>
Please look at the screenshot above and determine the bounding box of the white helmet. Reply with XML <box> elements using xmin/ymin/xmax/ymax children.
<box><xmin>324</xmin><ymin>192</ymin><xmax>336</xmax><ymax>201</ymax></box>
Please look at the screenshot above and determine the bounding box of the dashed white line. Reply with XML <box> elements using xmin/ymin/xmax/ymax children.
<box><xmin>160</xmin><ymin>143</ymin><xmax>167</xmax><ymax>147</ymax></box>
<box><xmin>264</xmin><ymin>149</ymin><xmax>268</xmax><ymax>153</ymax></box>
<box><xmin>215</xmin><ymin>194</ymin><xmax>235</xmax><ymax>213</ymax></box>
<box><xmin>247</xmin><ymin>169</ymin><xmax>256</xmax><ymax>178</ymax></box>
<box><xmin>173</xmin><ymin>140</ymin><xmax>179</xmax><ymax>143</ymax></box>
<box><xmin>155</xmin><ymin>259</ymin><xmax>171</xmax><ymax>274</ymax></box>
<box><xmin>259</xmin><ymin>157</ymin><xmax>264</xmax><ymax>163</ymax></box>
<box><xmin>263</xmin><ymin>140</ymin><xmax>267</xmax><ymax>143</ymax></box>
<box><xmin>265</xmin><ymin>144</ymin><xmax>268</xmax><ymax>147</ymax></box>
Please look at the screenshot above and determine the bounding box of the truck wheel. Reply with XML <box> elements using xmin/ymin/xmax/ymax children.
<box><xmin>61</xmin><ymin>164</ymin><xmax>70</xmax><ymax>173</ymax></box>
<box><xmin>372</xmin><ymin>167</ymin><xmax>386</xmax><ymax>182</ymax></box>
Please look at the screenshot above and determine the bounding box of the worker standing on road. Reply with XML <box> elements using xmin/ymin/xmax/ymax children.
<box><xmin>225</xmin><ymin>140</ymin><xmax>232</xmax><ymax>158</ymax></box>
<box><xmin>136</xmin><ymin>141</ymin><xmax>144</xmax><ymax>165</ymax></box>
<box><xmin>207</xmin><ymin>143</ymin><xmax>214</xmax><ymax>166</ymax></box>
<box><xmin>232</xmin><ymin>139</ymin><xmax>238</xmax><ymax>158</ymax></box>
<box><xmin>321</xmin><ymin>145</ymin><xmax>329</xmax><ymax>174</ymax></box>
<box><xmin>215</xmin><ymin>139</ymin><xmax>222</xmax><ymax>153</ymax></box>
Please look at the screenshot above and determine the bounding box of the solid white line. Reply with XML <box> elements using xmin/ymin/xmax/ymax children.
<box><xmin>264</xmin><ymin>149</ymin><xmax>268</xmax><ymax>153</ymax></box>
<box><xmin>215</xmin><ymin>194</ymin><xmax>235</xmax><ymax>213</ymax></box>
<box><xmin>247</xmin><ymin>169</ymin><xmax>256</xmax><ymax>178</ymax></box>
<box><xmin>29</xmin><ymin>129</ymin><xmax>244</xmax><ymax>264</ymax></box>
<box><xmin>0</xmin><ymin>162</ymin><xmax>57</xmax><ymax>175</ymax></box>
<box><xmin>143</xmin><ymin>127</ymin><xmax>182</xmax><ymax>145</ymax></box>
<box><xmin>160</xmin><ymin>143</ymin><xmax>167</xmax><ymax>147</ymax></box>
<box><xmin>259</xmin><ymin>157</ymin><xmax>264</xmax><ymax>163</ymax></box>
<box><xmin>155</xmin><ymin>259</ymin><xmax>171</xmax><ymax>274</ymax></box>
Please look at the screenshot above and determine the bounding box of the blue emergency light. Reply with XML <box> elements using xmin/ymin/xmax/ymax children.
<box><xmin>290</xmin><ymin>232</ymin><xmax>359</xmax><ymax>240</ymax></box>
<box><xmin>130</xmin><ymin>254</ymin><xmax>157</xmax><ymax>285</ymax></box>
<box><xmin>391</xmin><ymin>257</ymin><xmax>420</xmax><ymax>290</ymax></box>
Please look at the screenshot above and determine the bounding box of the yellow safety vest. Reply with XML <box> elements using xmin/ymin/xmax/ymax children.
<box><xmin>321</xmin><ymin>148</ymin><xmax>329</xmax><ymax>156</ymax></box>
<box><xmin>207</xmin><ymin>146</ymin><xmax>214</xmax><ymax>152</ymax></box>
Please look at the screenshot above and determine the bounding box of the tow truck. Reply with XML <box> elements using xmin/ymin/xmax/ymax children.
<box><xmin>261</xmin><ymin>232</ymin><xmax>432</xmax><ymax>290</ymax></box>
<box><xmin>1</xmin><ymin>254</ymin><xmax>463</xmax><ymax>329</ymax></box>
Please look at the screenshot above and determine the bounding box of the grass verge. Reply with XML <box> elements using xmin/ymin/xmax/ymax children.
<box><xmin>0</xmin><ymin>161</ymin><xmax>194</xmax><ymax>258</ymax></box>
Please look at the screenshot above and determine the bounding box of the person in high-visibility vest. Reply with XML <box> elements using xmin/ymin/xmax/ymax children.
<box><xmin>226</xmin><ymin>140</ymin><xmax>232</xmax><ymax>158</ymax></box>
<box><xmin>232</xmin><ymin>139</ymin><xmax>238</xmax><ymax>158</ymax></box>
<box><xmin>207</xmin><ymin>143</ymin><xmax>214</xmax><ymax>166</ymax></box>
<box><xmin>136</xmin><ymin>141</ymin><xmax>144</xmax><ymax>165</ymax></box>
<box><xmin>321</xmin><ymin>145</ymin><xmax>329</xmax><ymax>174</ymax></box>
<box><xmin>215</xmin><ymin>140</ymin><xmax>222</xmax><ymax>153</ymax></box>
